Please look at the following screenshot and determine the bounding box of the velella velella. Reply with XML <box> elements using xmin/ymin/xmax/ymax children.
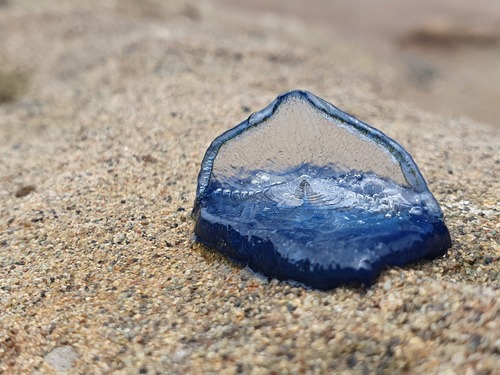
<box><xmin>192</xmin><ymin>90</ymin><xmax>451</xmax><ymax>289</ymax></box>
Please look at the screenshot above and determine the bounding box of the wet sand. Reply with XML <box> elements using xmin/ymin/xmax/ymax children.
<box><xmin>0</xmin><ymin>1</ymin><xmax>499</xmax><ymax>373</ymax></box>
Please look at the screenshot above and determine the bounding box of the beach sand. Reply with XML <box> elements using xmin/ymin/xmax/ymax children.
<box><xmin>0</xmin><ymin>1</ymin><xmax>498</xmax><ymax>373</ymax></box>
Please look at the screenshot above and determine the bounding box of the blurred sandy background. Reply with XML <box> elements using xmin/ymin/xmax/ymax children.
<box><xmin>0</xmin><ymin>0</ymin><xmax>498</xmax><ymax>374</ymax></box>
<box><xmin>4</xmin><ymin>0</ymin><xmax>500</xmax><ymax>125</ymax></box>
<box><xmin>220</xmin><ymin>0</ymin><xmax>500</xmax><ymax>127</ymax></box>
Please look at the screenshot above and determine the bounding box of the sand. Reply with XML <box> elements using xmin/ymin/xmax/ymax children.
<box><xmin>0</xmin><ymin>1</ymin><xmax>498</xmax><ymax>373</ymax></box>
<box><xmin>221</xmin><ymin>0</ymin><xmax>500</xmax><ymax>128</ymax></box>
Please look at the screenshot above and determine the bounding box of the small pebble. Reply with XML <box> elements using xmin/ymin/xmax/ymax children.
<box><xmin>43</xmin><ymin>346</ymin><xmax>77</xmax><ymax>373</ymax></box>
<box><xmin>15</xmin><ymin>185</ymin><xmax>36</xmax><ymax>198</ymax></box>
<box><xmin>383</xmin><ymin>279</ymin><xmax>392</xmax><ymax>291</ymax></box>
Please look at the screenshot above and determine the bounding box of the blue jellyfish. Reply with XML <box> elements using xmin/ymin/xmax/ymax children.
<box><xmin>192</xmin><ymin>90</ymin><xmax>451</xmax><ymax>289</ymax></box>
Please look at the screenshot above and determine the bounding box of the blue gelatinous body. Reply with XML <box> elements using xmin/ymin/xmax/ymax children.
<box><xmin>192</xmin><ymin>90</ymin><xmax>451</xmax><ymax>289</ymax></box>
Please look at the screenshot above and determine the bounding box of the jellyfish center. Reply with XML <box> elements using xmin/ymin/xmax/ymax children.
<box><xmin>211</xmin><ymin>168</ymin><xmax>424</xmax><ymax>216</ymax></box>
<box><xmin>294</xmin><ymin>176</ymin><xmax>322</xmax><ymax>204</ymax></box>
<box><xmin>264</xmin><ymin>174</ymin><xmax>360</xmax><ymax>209</ymax></box>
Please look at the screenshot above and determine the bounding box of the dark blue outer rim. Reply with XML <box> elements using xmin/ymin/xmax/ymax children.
<box><xmin>195</xmin><ymin>90</ymin><xmax>436</xmax><ymax>207</ymax></box>
<box><xmin>193</xmin><ymin>210</ymin><xmax>451</xmax><ymax>290</ymax></box>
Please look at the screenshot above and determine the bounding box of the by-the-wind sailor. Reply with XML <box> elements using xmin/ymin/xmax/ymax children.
<box><xmin>192</xmin><ymin>90</ymin><xmax>451</xmax><ymax>289</ymax></box>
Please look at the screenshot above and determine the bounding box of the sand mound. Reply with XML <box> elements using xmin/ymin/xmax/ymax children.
<box><xmin>1</xmin><ymin>1</ymin><xmax>498</xmax><ymax>373</ymax></box>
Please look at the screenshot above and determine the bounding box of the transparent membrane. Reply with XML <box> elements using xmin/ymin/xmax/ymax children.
<box><xmin>213</xmin><ymin>96</ymin><xmax>407</xmax><ymax>188</ymax></box>
<box><xmin>193</xmin><ymin>90</ymin><xmax>451</xmax><ymax>289</ymax></box>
